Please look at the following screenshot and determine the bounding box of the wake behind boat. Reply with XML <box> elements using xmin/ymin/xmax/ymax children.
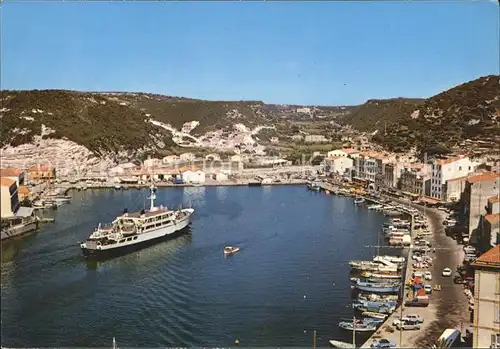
<box><xmin>80</xmin><ymin>184</ymin><xmax>194</xmax><ymax>260</ymax></box>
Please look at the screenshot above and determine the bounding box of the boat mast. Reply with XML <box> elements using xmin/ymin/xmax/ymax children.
<box><xmin>148</xmin><ymin>164</ymin><xmax>156</xmax><ymax>211</ymax></box>
<box><xmin>352</xmin><ymin>317</ymin><xmax>356</xmax><ymax>347</ymax></box>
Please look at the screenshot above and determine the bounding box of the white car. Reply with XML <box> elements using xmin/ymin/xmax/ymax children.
<box><xmin>424</xmin><ymin>271</ymin><xmax>432</xmax><ymax>280</ymax></box>
<box><xmin>424</xmin><ymin>285</ymin><xmax>433</xmax><ymax>294</ymax></box>
<box><xmin>442</xmin><ymin>268</ymin><xmax>452</xmax><ymax>277</ymax></box>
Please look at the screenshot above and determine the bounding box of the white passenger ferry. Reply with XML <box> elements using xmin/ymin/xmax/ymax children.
<box><xmin>80</xmin><ymin>184</ymin><xmax>194</xmax><ymax>259</ymax></box>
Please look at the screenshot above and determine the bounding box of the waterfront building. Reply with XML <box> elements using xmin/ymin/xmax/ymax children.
<box><xmin>182</xmin><ymin>170</ymin><xmax>206</xmax><ymax>184</ymax></box>
<box><xmin>326</xmin><ymin>148</ymin><xmax>359</xmax><ymax>158</ymax></box>
<box><xmin>0</xmin><ymin>178</ymin><xmax>20</xmax><ymax>218</ymax></box>
<box><xmin>430</xmin><ymin>155</ymin><xmax>473</xmax><ymax>201</ymax></box>
<box><xmin>471</xmin><ymin>245</ymin><xmax>500</xmax><ymax>348</ymax></box>
<box><xmin>444</xmin><ymin>175</ymin><xmax>469</xmax><ymax>202</ymax></box>
<box><xmin>213</xmin><ymin>172</ymin><xmax>229</xmax><ymax>181</ymax></box>
<box><xmin>489</xmin><ymin>196</ymin><xmax>500</xmax><ymax>214</ymax></box>
<box><xmin>0</xmin><ymin>168</ymin><xmax>25</xmax><ymax>187</ymax></box>
<box><xmin>27</xmin><ymin>164</ymin><xmax>55</xmax><ymax>181</ymax></box>
<box><xmin>482</xmin><ymin>214</ymin><xmax>500</xmax><ymax>248</ymax></box>
<box><xmin>398</xmin><ymin>165</ymin><xmax>431</xmax><ymax>197</ymax></box>
<box><xmin>463</xmin><ymin>172</ymin><xmax>500</xmax><ymax>244</ymax></box>
<box><xmin>323</xmin><ymin>156</ymin><xmax>353</xmax><ymax>176</ymax></box>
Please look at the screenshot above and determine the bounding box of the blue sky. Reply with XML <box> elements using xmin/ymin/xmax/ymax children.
<box><xmin>1</xmin><ymin>1</ymin><xmax>498</xmax><ymax>105</ymax></box>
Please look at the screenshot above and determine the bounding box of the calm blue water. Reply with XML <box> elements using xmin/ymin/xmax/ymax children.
<box><xmin>1</xmin><ymin>186</ymin><xmax>390</xmax><ymax>347</ymax></box>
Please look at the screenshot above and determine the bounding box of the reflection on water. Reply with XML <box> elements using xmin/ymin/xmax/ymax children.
<box><xmin>182</xmin><ymin>186</ymin><xmax>206</xmax><ymax>208</ymax></box>
<box><xmin>215</xmin><ymin>186</ymin><xmax>228</xmax><ymax>201</ymax></box>
<box><xmin>86</xmin><ymin>230</ymin><xmax>193</xmax><ymax>272</ymax></box>
<box><xmin>1</xmin><ymin>233</ymin><xmax>39</xmax><ymax>263</ymax></box>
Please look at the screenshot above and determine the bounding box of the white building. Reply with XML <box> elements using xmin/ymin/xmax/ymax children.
<box><xmin>181</xmin><ymin>121</ymin><xmax>200</xmax><ymax>134</ymax></box>
<box><xmin>108</xmin><ymin>166</ymin><xmax>126</xmax><ymax>176</ymax></box>
<box><xmin>182</xmin><ymin>170</ymin><xmax>206</xmax><ymax>184</ymax></box>
<box><xmin>471</xmin><ymin>245</ymin><xmax>500</xmax><ymax>348</ymax></box>
<box><xmin>179</xmin><ymin>153</ymin><xmax>196</xmax><ymax>162</ymax></box>
<box><xmin>162</xmin><ymin>155</ymin><xmax>180</xmax><ymax>165</ymax></box>
<box><xmin>143</xmin><ymin>158</ymin><xmax>162</xmax><ymax>168</ymax></box>
<box><xmin>326</xmin><ymin>148</ymin><xmax>359</xmax><ymax>158</ymax></box>
<box><xmin>430</xmin><ymin>155</ymin><xmax>473</xmax><ymax>201</ymax></box>
<box><xmin>296</xmin><ymin>107</ymin><xmax>311</xmax><ymax>114</ymax></box>
<box><xmin>304</xmin><ymin>135</ymin><xmax>328</xmax><ymax>143</ymax></box>
<box><xmin>213</xmin><ymin>172</ymin><xmax>229</xmax><ymax>181</ymax></box>
<box><xmin>324</xmin><ymin>156</ymin><xmax>354</xmax><ymax>175</ymax></box>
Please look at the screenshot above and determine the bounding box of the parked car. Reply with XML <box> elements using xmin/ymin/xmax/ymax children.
<box><xmin>442</xmin><ymin>268</ymin><xmax>452</xmax><ymax>277</ymax></box>
<box><xmin>396</xmin><ymin>320</ymin><xmax>421</xmax><ymax>330</ymax></box>
<box><xmin>370</xmin><ymin>339</ymin><xmax>397</xmax><ymax>349</ymax></box>
<box><xmin>424</xmin><ymin>271</ymin><xmax>432</xmax><ymax>280</ymax></box>
<box><xmin>424</xmin><ymin>284</ymin><xmax>433</xmax><ymax>294</ymax></box>
<box><xmin>393</xmin><ymin>315</ymin><xmax>424</xmax><ymax>326</ymax></box>
<box><xmin>405</xmin><ymin>297</ymin><xmax>429</xmax><ymax>307</ymax></box>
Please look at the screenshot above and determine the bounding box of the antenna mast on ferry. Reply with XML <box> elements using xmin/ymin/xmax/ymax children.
<box><xmin>148</xmin><ymin>160</ymin><xmax>157</xmax><ymax>211</ymax></box>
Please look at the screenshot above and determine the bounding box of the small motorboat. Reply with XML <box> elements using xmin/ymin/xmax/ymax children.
<box><xmin>354</xmin><ymin>197</ymin><xmax>366</xmax><ymax>205</ymax></box>
<box><xmin>361</xmin><ymin>311</ymin><xmax>388</xmax><ymax>320</ymax></box>
<box><xmin>224</xmin><ymin>246</ymin><xmax>240</xmax><ymax>255</ymax></box>
<box><xmin>338</xmin><ymin>320</ymin><xmax>377</xmax><ymax>332</ymax></box>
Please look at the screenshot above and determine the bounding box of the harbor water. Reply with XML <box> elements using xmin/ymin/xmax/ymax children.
<box><xmin>1</xmin><ymin>186</ymin><xmax>396</xmax><ymax>347</ymax></box>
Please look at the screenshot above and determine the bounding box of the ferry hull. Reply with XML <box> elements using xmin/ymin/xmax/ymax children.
<box><xmin>81</xmin><ymin>217</ymin><xmax>190</xmax><ymax>260</ymax></box>
<box><xmin>81</xmin><ymin>225</ymin><xmax>190</xmax><ymax>260</ymax></box>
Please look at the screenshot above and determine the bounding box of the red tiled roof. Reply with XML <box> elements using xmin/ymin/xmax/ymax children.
<box><xmin>18</xmin><ymin>185</ymin><xmax>31</xmax><ymax>195</ymax></box>
<box><xmin>343</xmin><ymin>148</ymin><xmax>358</xmax><ymax>154</ymax></box>
<box><xmin>485</xmin><ymin>213</ymin><xmax>500</xmax><ymax>224</ymax></box>
<box><xmin>436</xmin><ymin>155</ymin><xmax>465</xmax><ymax>165</ymax></box>
<box><xmin>487</xmin><ymin>196</ymin><xmax>500</xmax><ymax>204</ymax></box>
<box><xmin>28</xmin><ymin>164</ymin><xmax>52</xmax><ymax>172</ymax></box>
<box><xmin>447</xmin><ymin>175</ymin><xmax>469</xmax><ymax>183</ymax></box>
<box><xmin>0</xmin><ymin>178</ymin><xmax>15</xmax><ymax>187</ymax></box>
<box><xmin>472</xmin><ymin>245</ymin><xmax>500</xmax><ymax>268</ymax></box>
<box><xmin>0</xmin><ymin>168</ymin><xmax>23</xmax><ymax>176</ymax></box>
<box><xmin>467</xmin><ymin>172</ymin><xmax>500</xmax><ymax>183</ymax></box>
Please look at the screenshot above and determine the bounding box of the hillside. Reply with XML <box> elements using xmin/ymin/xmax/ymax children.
<box><xmin>372</xmin><ymin>75</ymin><xmax>500</xmax><ymax>153</ymax></box>
<box><xmin>0</xmin><ymin>90</ymin><xmax>277</xmax><ymax>155</ymax></box>
<box><xmin>1</xmin><ymin>75</ymin><xmax>498</xmax><ymax>161</ymax></box>
<box><xmin>342</xmin><ymin>98</ymin><xmax>425</xmax><ymax>133</ymax></box>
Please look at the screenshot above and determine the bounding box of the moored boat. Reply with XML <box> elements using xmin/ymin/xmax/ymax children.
<box><xmin>361</xmin><ymin>311</ymin><xmax>388</xmax><ymax>320</ymax></box>
<box><xmin>361</xmin><ymin>271</ymin><xmax>401</xmax><ymax>279</ymax></box>
<box><xmin>307</xmin><ymin>182</ymin><xmax>321</xmax><ymax>191</ymax></box>
<box><xmin>338</xmin><ymin>320</ymin><xmax>377</xmax><ymax>332</ymax></box>
<box><xmin>354</xmin><ymin>280</ymin><xmax>401</xmax><ymax>294</ymax></box>
<box><xmin>329</xmin><ymin>339</ymin><xmax>355</xmax><ymax>348</ymax></box>
<box><xmin>354</xmin><ymin>197</ymin><xmax>365</xmax><ymax>204</ymax></box>
<box><xmin>357</xmin><ymin>293</ymin><xmax>399</xmax><ymax>302</ymax></box>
